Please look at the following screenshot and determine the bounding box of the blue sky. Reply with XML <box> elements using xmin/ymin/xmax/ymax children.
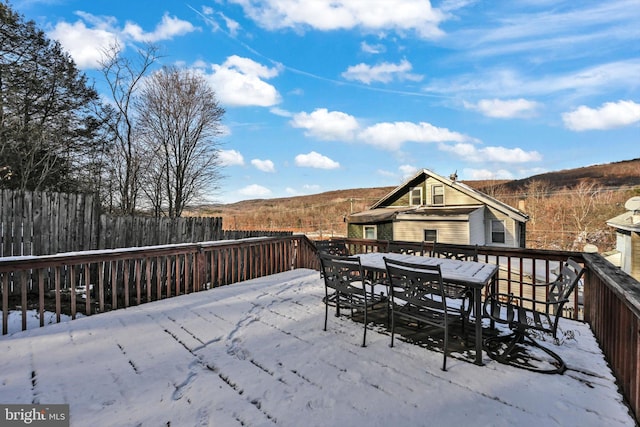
<box><xmin>14</xmin><ymin>0</ymin><xmax>640</xmax><ymax>203</ymax></box>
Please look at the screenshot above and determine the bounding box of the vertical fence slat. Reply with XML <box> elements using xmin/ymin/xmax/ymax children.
<box><xmin>38</xmin><ymin>270</ymin><xmax>45</xmax><ymax>327</ymax></box>
<box><xmin>2</xmin><ymin>273</ymin><xmax>8</xmax><ymax>335</ymax></box>
<box><xmin>20</xmin><ymin>273</ymin><xmax>27</xmax><ymax>331</ymax></box>
<box><xmin>84</xmin><ymin>264</ymin><xmax>91</xmax><ymax>316</ymax></box>
<box><xmin>70</xmin><ymin>265</ymin><xmax>77</xmax><ymax>320</ymax></box>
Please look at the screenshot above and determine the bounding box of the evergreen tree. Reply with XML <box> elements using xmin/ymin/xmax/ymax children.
<box><xmin>0</xmin><ymin>1</ymin><xmax>108</xmax><ymax>192</ymax></box>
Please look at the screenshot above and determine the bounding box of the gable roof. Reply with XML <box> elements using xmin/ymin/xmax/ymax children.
<box><xmin>369</xmin><ymin>169</ymin><xmax>529</xmax><ymax>223</ymax></box>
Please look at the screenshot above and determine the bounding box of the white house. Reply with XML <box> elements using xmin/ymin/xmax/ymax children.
<box><xmin>347</xmin><ymin>169</ymin><xmax>529</xmax><ymax>248</ymax></box>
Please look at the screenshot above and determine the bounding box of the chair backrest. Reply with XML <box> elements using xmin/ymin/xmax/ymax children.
<box><xmin>384</xmin><ymin>257</ymin><xmax>445</xmax><ymax>308</ymax></box>
<box><xmin>548</xmin><ymin>258</ymin><xmax>585</xmax><ymax>305</ymax></box>
<box><xmin>387</xmin><ymin>241</ymin><xmax>424</xmax><ymax>256</ymax></box>
<box><xmin>432</xmin><ymin>243</ymin><xmax>478</xmax><ymax>262</ymax></box>
<box><xmin>315</xmin><ymin>240</ymin><xmax>349</xmax><ymax>256</ymax></box>
<box><xmin>319</xmin><ymin>253</ymin><xmax>365</xmax><ymax>294</ymax></box>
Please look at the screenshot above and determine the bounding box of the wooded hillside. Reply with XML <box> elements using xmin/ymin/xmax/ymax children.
<box><xmin>191</xmin><ymin>158</ymin><xmax>640</xmax><ymax>251</ymax></box>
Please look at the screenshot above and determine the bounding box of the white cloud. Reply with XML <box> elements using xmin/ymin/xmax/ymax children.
<box><xmin>303</xmin><ymin>184</ymin><xmax>322</xmax><ymax>192</ymax></box>
<box><xmin>223</xmin><ymin>55</ymin><xmax>280</xmax><ymax>79</ymax></box>
<box><xmin>218</xmin><ymin>124</ymin><xmax>232</xmax><ymax>137</ymax></box>
<box><xmin>399</xmin><ymin>165</ymin><xmax>419</xmax><ymax>178</ymax></box>
<box><xmin>458</xmin><ymin>1</ymin><xmax>638</xmax><ymax>60</ymax></box>
<box><xmin>238</xmin><ymin>184</ymin><xmax>272</xmax><ymax>198</ymax></box>
<box><xmin>295</xmin><ymin>152</ymin><xmax>340</xmax><ymax>169</ymax></box>
<box><xmin>48</xmin><ymin>12</ymin><xmax>197</xmax><ymax>69</ymax></box>
<box><xmin>122</xmin><ymin>13</ymin><xmax>197</xmax><ymax>42</ymax></box>
<box><xmin>290</xmin><ymin>109</ymin><xmax>359</xmax><ymax>140</ymax></box>
<box><xmin>220</xmin><ymin>12</ymin><xmax>241</xmax><ymax>37</ymax></box>
<box><xmin>342</xmin><ymin>59</ymin><xmax>423</xmax><ymax>85</ymax></box>
<box><xmin>377</xmin><ymin>169</ymin><xmax>396</xmax><ymax>178</ymax></box>
<box><xmin>229</xmin><ymin>0</ymin><xmax>446</xmax><ymax>38</ymax></box>
<box><xmin>562</xmin><ymin>100</ymin><xmax>640</xmax><ymax>131</ymax></box>
<box><xmin>464</xmin><ymin>168</ymin><xmax>515</xmax><ymax>180</ymax></box>
<box><xmin>49</xmin><ymin>20</ymin><xmax>119</xmax><ymax>69</ymax></box>
<box><xmin>439</xmin><ymin>143</ymin><xmax>542</xmax><ymax>163</ymax></box>
<box><xmin>218</xmin><ymin>149</ymin><xmax>245</xmax><ymax>166</ymax></box>
<box><xmin>270</xmin><ymin>107</ymin><xmax>293</xmax><ymax>117</ymax></box>
<box><xmin>464</xmin><ymin>98</ymin><xmax>540</xmax><ymax>118</ymax></box>
<box><xmin>357</xmin><ymin>121</ymin><xmax>472</xmax><ymax>150</ymax></box>
<box><xmin>424</xmin><ymin>60</ymin><xmax>640</xmax><ymax>100</ymax></box>
<box><xmin>206</xmin><ymin>56</ymin><xmax>282</xmax><ymax>107</ymax></box>
<box><xmin>251</xmin><ymin>159</ymin><xmax>276</xmax><ymax>172</ymax></box>
<box><xmin>361</xmin><ymin>41</ymin><xmax>386</xmax><ymax>54</ymax></box>
<box><xmin>288</xmin><ymin>108</ymin><xmax>541</xmax><ymax>167</ymax></box>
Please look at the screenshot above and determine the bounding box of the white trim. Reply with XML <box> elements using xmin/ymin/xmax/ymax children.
<box><xmin>409</xmin><ymin>186</ymin><xmax>423</xmax><ymax>206</ymax></box>
<box><xmin>363</xmin><ymin>225</ymin><xmax>377</xmax><ymax>239</ymax></box>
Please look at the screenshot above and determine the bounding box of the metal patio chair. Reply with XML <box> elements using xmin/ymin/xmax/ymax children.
<box><xmin>483</xmin><ymin>257</ymin><xmax>585</xmax><ymax>374</ymax></box>
<box><xmin>314</xmin><ymin>240</ymin><xmax>350</xmax><ymax>257</ymax></box>
<box><xmin>431</xmin><ymin>243</ymin><xmax>479</xmax><ymax>329</ymax></box>
<box><xmin>319</xmin><ymin>253</ymin><xmax>387</xmax><ymax>347</ymax></box>
<box><xmin>387</xmin><ymin>241</ymin><xmax>425</xmax><ymax>256</ymax></box>
<box><xmin>384</xmin><ymin>257</ymin><xmax>465</xmax><ymax>371</ymax></box>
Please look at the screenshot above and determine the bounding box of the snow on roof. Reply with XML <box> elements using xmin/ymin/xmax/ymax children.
<box><xmin>0</xmin><ymin>269</ymin><xmax>634</xmax><ymax>426</ymax></box>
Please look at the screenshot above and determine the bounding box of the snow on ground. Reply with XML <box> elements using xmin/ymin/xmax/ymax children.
<box><xmin>3</xmin><ymin>310</ymin><xmax>75</xmax><ymax>334</ymax></box>
<box><xmin>0</xmin><ymin>269</ymin><xmax>635</xmax><ymax>427</ymax></box>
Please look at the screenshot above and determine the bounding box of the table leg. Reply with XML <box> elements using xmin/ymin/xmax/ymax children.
<box><xmin>474</xmin><ymin>287</ymin><xmax>483</xmax><ymax>366</ymax></box>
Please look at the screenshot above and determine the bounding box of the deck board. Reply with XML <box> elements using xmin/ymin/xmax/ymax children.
<box><xmin>0</xmin><ymin>269</ymin><xmax>634</xmax><ymax>427</ymax></box>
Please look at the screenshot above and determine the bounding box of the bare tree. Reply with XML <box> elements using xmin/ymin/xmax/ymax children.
<box><xmin>136</xmin><ymin>66</ymin><xmax>225</xmax><ymax>217</ymax></box>
<box><xmin>99</xmin><ymin>42</ymin><xmax>159</xmax><ymax>214</ymax></box>
<box><xmin>524</xmin><ymin>179</ymin><xmax>551</xmax><ymax>225</ymax></box>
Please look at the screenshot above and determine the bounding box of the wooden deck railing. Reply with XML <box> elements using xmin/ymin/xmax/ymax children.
<box><xmin>582</xmin><ymin>252</ymin><xmax>640</xmax><ymax>421</ymax></box>
<box><xmin>1</xmin><ymin>235</ymin><xmax>639</xmax><ymax>422</ymax></box>
<box><xmin>0</xmin><ymin>235</ymin><xmax>319</xmax><ymax>334</ymax></box>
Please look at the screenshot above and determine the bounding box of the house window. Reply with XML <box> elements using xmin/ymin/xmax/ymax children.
<box><xmin>424</xmin><ymin>229</ymin><xmax>438</xmax><ymax>243</ymax></box>
<box><xmin>432</xmin><ymin>185</ymin><xmax>444</xmax><ymax>205</ymax></box>
<box><xmin>409</xmin><ymin>187</ymin><xmax>422</xmax><ymax>206</ymax></box>
<box><xmin>364</xmin><ymin>225</ymin><xmax>377</xmax><ymax>240</ymax></box>
<box><xmin>491</xmin><ymin>220</ymin><xmax>506</xmax><ymax>244</ymax></box>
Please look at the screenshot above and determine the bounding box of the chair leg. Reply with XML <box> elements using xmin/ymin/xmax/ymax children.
<box><xmin>484</xmin><ymin>331</ymin><xmax>567</xmax><ymax>374</ymax></box>
<box><xmin>442</xmin><ymin>324</ymin><xmax>448</xmax><ymax>371</ymax></box>
<box><xmin>324</xmin><ymin>295</ymin><xmax>329</xmax><ymax>331</ymax></box>
<box><xmin>362</xmin><ymin>304</ymin><xmax>367</xmax><ymax>347</ymax></box>
<box><xmin>390</xmin><ymin>310</ymin><xmax>395</xmax><ymax>348</ymax></box>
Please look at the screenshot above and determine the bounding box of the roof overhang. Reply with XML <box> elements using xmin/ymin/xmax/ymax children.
<box><xmin>607</xmin><ymin>212</ymin><xmax>640</xmax><ymax>233</ymax></box>
<box><xmin>347</xmin><ymin>207</ymin><xmax>408</xmax><ymax>224</ymax></box>
<box><xmin>347</xmin><ymin>206</ymin><xmax>483</xmax><ymax>224</ymax></box>
<box><xmin>396</xmin><ymin>206</ymin><xmax>483</xmax><ymax>221</ymax></box>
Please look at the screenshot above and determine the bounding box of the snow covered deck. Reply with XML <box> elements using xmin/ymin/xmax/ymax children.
<box><xmin>0</xmin><ymin>269</ymin><xmax>635</xmax><ymax>426</ymax></box>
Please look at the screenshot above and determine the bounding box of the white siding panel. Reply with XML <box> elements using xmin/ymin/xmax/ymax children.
<box><xmin>485</xmin><ymin>208</ymin><xmax>517</xmax><ymax>246</ymax></box>
<box><xmin>393</xmin><ymin>220</ymin><xmax>470</xmax><ymax>244</ymax></box>
<box><xmin>469</xmin><ymin>207</ymin><xmax>486</xmax><ymax>245</ymax></box>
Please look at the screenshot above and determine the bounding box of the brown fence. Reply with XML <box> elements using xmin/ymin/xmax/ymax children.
<box><xmin>0</xmin><ymin>189</ymin><xmax>290</xmax><ymax>257</ymax></box>
<box><xmin>0</xmin><ymin>235</ymin><xmax>319</xmax><ymax>332</ymax></box>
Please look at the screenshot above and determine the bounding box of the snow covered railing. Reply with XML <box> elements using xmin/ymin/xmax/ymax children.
<box><xmin>0</xmin><ymin>235</ymin><xmax>319</xmax><ymax>335</ymax></box>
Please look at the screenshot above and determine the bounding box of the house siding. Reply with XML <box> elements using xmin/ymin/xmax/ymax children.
<box><xmin>393</xmin><ymin>219</ymin><xmax>469</xmax><ymax>244</ymax></box>
<box><xmin>433</xmin><ymin>180</ymin><xmax>477</xmax><ymax>206</ymax></box>
<box><xmin>347</xmin><ymin>223</ymin><xmax>363</xmax><ymax>239</ymax></box>
<box><xmin>469</xmin><ymin>207</ymin><xmax>486</xmax><ymax>245</ymax></box>
<box><xmin>485</xmin><ymin>207</ymin><xmax>518</xmax><ymax>247</ymax></box>
<box><xmin>347</xmin><ymin>222</ymin><xmax>393</xmax><ymax>240</ymax></box>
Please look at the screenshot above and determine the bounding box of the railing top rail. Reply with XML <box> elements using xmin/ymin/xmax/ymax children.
<box><xmin>0</xmin><ymin>235</ymin><xmax>311</xmax><ymax>272</ymax></box>
<box><xmin>584</xmin><ymin>252</ymin><xmax>640</xmax><ymax>318</ymax></box>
